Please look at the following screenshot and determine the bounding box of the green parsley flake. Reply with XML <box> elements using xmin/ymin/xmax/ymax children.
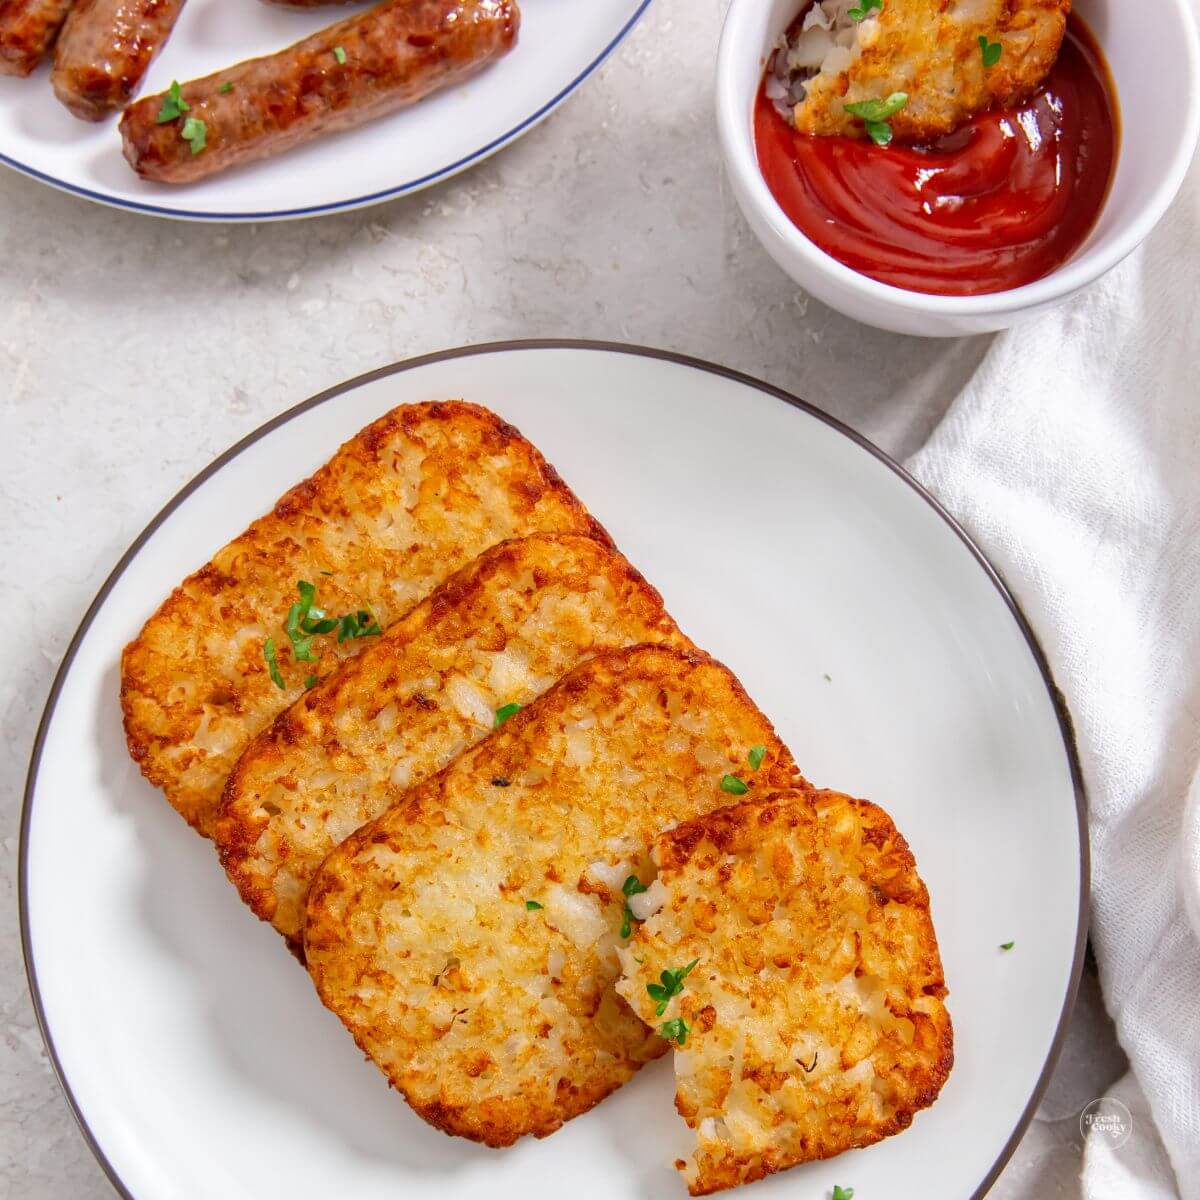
<box><xmin>658</xmin><ymin>1017</ymin><xmax>691</xmax><ymax>1045</ymax></box>
<box><xmin>832</xmin><ymin>1188</ymin><xmax>855</xmax><ymax>1200</ymax></box>
<box><xmin>263</xmin><ymin>637</ymin><xmax>285</xmax><ymax>690</ymax></box>
<box><xmin>748</xmin><ymin>744</ymin><xmax>766</xmax><ymax>771</ymax></box>
<box><xmin>180</xmin><ymin>116</ymin><xmax>207</xmax><ymax>155</ymax></box>
<box><xmin>219</xmin><ymin>81</ymin><xmax>233</xmax><ymax>94</ymax></box>
<box><xmin>494</xmin><ymin>702</ymin><xmax>522</xmax><ymax>727</ymax></box>
<box><xmin>646</xmin><ymin>959</ymin><xmax>699</xmax><ymax>1016</ymax></box>
<box><xmin>721</xmin><ymin>774</ymin><xmax>749</xmax><ymax>795</ymax></box>
<box><xmin>845</xmin><ymin>92</ymin><xmax>908</xmax><ymax>147</ymax></box>
<box><xmin>1000</xmin><ymin>941</ymin><xmax>1015</xmax><ymax>951</ymax></box>
<box><xmin>847</xmin><ymin>0</ymin><xmax>881</xmax><ymax>19</ymax></box>
<box><xmin>285</xmin><ymin>581</ymin><xmax>323</xmax><ymax>662</ymax></box>
<box><xmin>979</xmin><ymin>35</ymin><xmax>1003</xmax><ymax>68</ymax></box>
<box><xmin>304</xmin><ymin>675</ymin><xmax>319</xmax><ymax>689</ymax></box>
<box><xmin>333</xmin><ymin>45</ymin><xmax>347</xmax><ymax>65</ymax></box>
<box><xmin>336</xmin><ymin>608</ymin><xmax>382</xmax><ymax>642</ymax></box>
<box><xmin>156</xmin><ymin>80</ymin><xmax>189</xmax><ymax>124</ymax></box>
<box><xmin>525</xmin><ymin>899</ymin><xmax>543</xmax><ymax>911</ymax></box>
<box><xmin>284</xmin><ymin>580</ymin><xmax>379</xmax><ymax>662</ymax></box>
<box><xmin>620</xmin><ymin>874</ymin><xmax>647</xmax><ymax>938</ymax></box>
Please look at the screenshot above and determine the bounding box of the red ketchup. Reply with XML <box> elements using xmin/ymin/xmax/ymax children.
<box><xmin>754</xmin><ymin>17</ymin><xmax>1120</xmax><ymax>296</ymax></box>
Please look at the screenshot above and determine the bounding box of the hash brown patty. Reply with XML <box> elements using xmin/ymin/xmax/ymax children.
<box><xmin>121</xmin><ymin>401</ymin><xmax>606</xmax><ymax>837</ymax></box>
<box><xmin>794</xmin><ymin>0</ymin><xmax>1070</xmax><ymax>141</ymax></box>
<box><xmin>304</xmin><ymin>645</ymin><xmax>805</xmax><ymax>1147</ymax></box>
<box><xmin>216</xmin><ymin>533</ymin><xmax>688</xmax><ymax>949</ymax></box>
<box><xmin>616</xmin><ymin>790</ymin><xmax>952</xmax><ymax>1195</ymax></box>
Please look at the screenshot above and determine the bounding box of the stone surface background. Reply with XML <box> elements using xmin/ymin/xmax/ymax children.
<box><xmin>0</xmin><ymin>1</ymin><xmax>1131</xmax><ymax>1195</ymax></box>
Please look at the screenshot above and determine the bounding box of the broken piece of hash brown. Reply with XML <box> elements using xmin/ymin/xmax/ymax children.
<box><xmin>616</xmin><ymin>790</ymin><xmax>952</xmax><ymax>1195</ymax></box>
<box><xmin>789</xmin><ymin>0</ymin><xmax>1070</xmax><ymax>142</ymax></box>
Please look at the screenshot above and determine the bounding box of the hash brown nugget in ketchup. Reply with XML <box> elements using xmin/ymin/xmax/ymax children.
<box><xmin>778</xmin><ymin>0</ymin><xmax>1069</xmax><ymax>142</ymax></box>
<box><xmin>757</xmin><ymin>13</ymin><xmax>1118</xmax><ymax>296</ymax></box>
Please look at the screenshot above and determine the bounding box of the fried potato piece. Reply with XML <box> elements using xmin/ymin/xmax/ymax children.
<box><xmin>793</xmin><ymin>0</ymin><xmax>1070</xmax><ymax>141</ymax></box>
<box><xmin>216</xmin><ymin>533</ymin><xmax>689</xmax><ymax>950</ymax></box>
<box><xmin>617</xmin><ymin>790</ymin><xmax>952</xmax><ymax>1195</ymax></box>
<box><xmin>304</xmin><ymin>645</ymin><xmax>805</xmax><ymax>1147</ymax></box>
<box><xmin>121</xmin><ymin>401</ymin><xmax>607</xmax><ymax>838</ymax></box>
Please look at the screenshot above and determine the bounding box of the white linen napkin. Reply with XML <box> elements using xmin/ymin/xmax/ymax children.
<box><xmin>905</xmin><ymin>162</ymin><xmax>1200</xmax><ymax>1199</ymax></box>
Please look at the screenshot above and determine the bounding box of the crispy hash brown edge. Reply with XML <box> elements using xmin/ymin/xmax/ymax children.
<box><xmin>213</xmin><ymin>531</ymin><xmax>687</xmax><ymax>950</ymax></box>
<box><xmin>303</xmin><ymin>645</ymin><xmax>806</xmax><ymax>1148</ymax></box>
<box><xmin>119</xmin><ymin>400</ymin><xmax>610</xmax><ymax>836</ymax></box>
<box><xmin>644</xmin><ymin>790</ymin><xmax>953</xmax><ymax>1195</ymax></box>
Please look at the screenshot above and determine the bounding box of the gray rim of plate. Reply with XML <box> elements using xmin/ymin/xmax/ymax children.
<box><xmin>0</xmin><ymin>1</ymin><xmax>652</xmax><ymax>222</ymax></box>
<box><xmin>18</xmin><ymin>339</ymin><xmax>1090</xmax><ymax>1200</ymax></box>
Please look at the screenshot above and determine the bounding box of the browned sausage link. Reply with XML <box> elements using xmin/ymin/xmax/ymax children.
<box><xmin>51</xmin><ymin>0</ymin><xmax>186</xmax><ymax>120</ymax></box>
<box><xmin>119</xmin><ymin>0</ymin><xmax>519</xmax><ymax>184</ymax></box>
<box><xmin>0</xmin><ymin>0</ymin><xmax>74</xmax><ymax>76</ymax></box>
<box><xmin>257</xmin><ymin>0</ymin><xmax>361</xmax><ymax>8</ymax></box>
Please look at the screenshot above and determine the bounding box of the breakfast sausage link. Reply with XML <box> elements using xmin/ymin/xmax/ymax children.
<box><xmin>51</xmin><ymin>0</ymin><xmax>186</xmax><ymax>121</ymax></box>
<box><xmin>257</xmin><ymin>0</ymin><xmax>360</xmax><ymax>8</ymax></box>
<box><xmin>120</xmin><ymin>0</ymin><xmax>519</xmax><ymax>184</ymax></box>
<box><xmin>0</xmin><ymin>0</ymin><xmax>74</xmax><ymax>76</ymax></box>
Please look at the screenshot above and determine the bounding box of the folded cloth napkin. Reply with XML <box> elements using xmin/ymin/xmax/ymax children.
<box><xmin>905</xmin><ymin>161</ymin><xmax>1200</xmax><ymax>1199</ymax></box>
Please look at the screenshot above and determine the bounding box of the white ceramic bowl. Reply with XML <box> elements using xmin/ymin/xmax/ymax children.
<box><xmin>717</xmin><ymin>0</ymin><xmax>1200</xmax><ymax>337</ymax></box>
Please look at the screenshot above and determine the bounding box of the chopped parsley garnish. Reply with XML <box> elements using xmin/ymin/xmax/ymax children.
<box><xmin>1000</xmin><ymin>941</ymin><xmax>1015</xmax><ymax>951</ymax></box>
<box><xmin>847</xmin><ymin>0</ymin><xmax>881</xmax><ymax>19</ymax></box>
<box><xmin>218</xmin><ymin>81</ymin><xmax>233</xmax><ymax>94</ymax></box>
<box><xmin>979</xmin><ymin>35</ymin><xmax>1003</xmax><ymax>68</ymax></box>
<box><xmin>658</xmin><ymin>1017</ymin><xmax>691</xmax><ymax>1045</ymax></box>
<box><xmin>646</xmin><ymin>959</ymin><xmax>699</xmax><ymax>1016</ymax></box>
<box><xmin>333</xmin><ymin>45</ymin><xmax>347</xmax><ymax>64</ymax></box>
<box><xmin>180</xmin><ymin>116</ymin><xmax>207</xmax><ymax>155</ymax></box>
<box><xmin>494</xmin><ymin>702</ymin><xmax>522</xmax><ymax>727</ymax></box>
<box><xmin>304</xmin><ymin>675</ymin><xmax>319</xmax><ymax>690</ymax></box>
<box><xmin>748</xmin><ymin>745</ymin><xmax>766</xmax><ymax>771</ymax></box>
<box><xmin>263</xmin><ymin>637</ymin><xmax>285</xmax><ymax>690</ymax></box>
<box><xmin>525</xmin><ymin>899</ymin><xmax>543</xmax><ymax>910</ymax></box>
<box><xmin>844</xmin><ymin>92</ymin><xmax>908</xmax><ymax>147</ymax></box>
<box><xmin>832</xmin><ymin>1188</ymin><xmax>855</xmax><ymax>1200</ymax></box>
<box><xmin>285</xmin><ymin>581</ymin><xmax>325</xmax><ymax>661</ymax></box>
<box><xmin>720</xmin><ymin>774</ymin><xmax>749</xmax><ymax>795</ymax></box>
<box><xmin>283</xmin><ymin>581</ymin><xmax>379</xmax><ymax>662</ymax></box>
<box><xmin>156</xmin><ymin>80</ymin><xmax>189</xmax><ymax>123</ymax></box>
<box><xmin>336</xmin><ymin>608</ymin><xmax>382</xmax><ymax>642</ymax></box>
<box><xmin>620</xmin><ymin>874</ymin><xmax>647</xmax><ymax>939</ymax></box>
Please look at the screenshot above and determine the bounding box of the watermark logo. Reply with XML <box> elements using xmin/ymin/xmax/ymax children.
<box><xmin>1080</xmin><ymin>1097</ymin><xmax>1133</xmax><ymax>1150</ymax></box>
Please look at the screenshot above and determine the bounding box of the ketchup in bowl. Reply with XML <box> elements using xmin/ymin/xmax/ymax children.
<box><xmin>754</xmin><ymin>16</ymin><xmax>1120</xmax><ymax>297</ymax></box>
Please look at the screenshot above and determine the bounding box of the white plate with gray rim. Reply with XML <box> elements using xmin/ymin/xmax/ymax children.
<box><xmin>0</xmin><ymin>1</ymin><xmax>649</xmax><ymax>221</ymax></box>
<box><xmin>21</xmin><ymin>341</ymin><xmax>1086</xmax><ymax>1200</ymax></box>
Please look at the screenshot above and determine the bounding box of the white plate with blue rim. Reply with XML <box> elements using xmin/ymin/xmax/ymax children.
<box><xmin>21</xmin><ymin>342</ymin><xmax>1086</xmax><ymax>1200</ymax></box>
<box><xmin>0</xmin><ymin>1</ymin><xmax>650</xmax><ymax>221</ymax></box>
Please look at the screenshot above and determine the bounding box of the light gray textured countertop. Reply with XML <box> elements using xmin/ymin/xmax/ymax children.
<box><xmin>0</xmin><ymin>1</ymin><xmax>1127</xmax><ymax>1195</ymax></box>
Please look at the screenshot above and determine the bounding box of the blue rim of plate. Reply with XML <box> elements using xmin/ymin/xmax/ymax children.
<box><xmin>0</xmin><ymin>1</ymin><xmax>653</xmax><ymax>222</ymax></box>
<box><xmin>20</xmin><ymin>340</ymin><xmax>1089</xmax><ymax>1200</ymax></box>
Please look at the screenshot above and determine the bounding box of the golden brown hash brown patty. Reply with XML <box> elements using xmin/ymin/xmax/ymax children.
<box><xmin>120</xmin><ymin>401</ymin><xmax>607</xmax><ymax>838</ymax></box>
<box><xmin>304</xmin><ymin>645</ymin><xmax>806</xmax><ymax>1147</ymax></box>
<box><xmin>216</xmin><ymin>533</ymin><xmax>690</xmax><ymax>949</ymax></box>
<box><xmin>616</xmin><ymin>790</ymin><xmax>952</xmax><ymax>1195</ymax></box>
<box><xmin>796</xmin><ymin>0</ymin><xmax>1070</xmax><ymax>141</ymax></box>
